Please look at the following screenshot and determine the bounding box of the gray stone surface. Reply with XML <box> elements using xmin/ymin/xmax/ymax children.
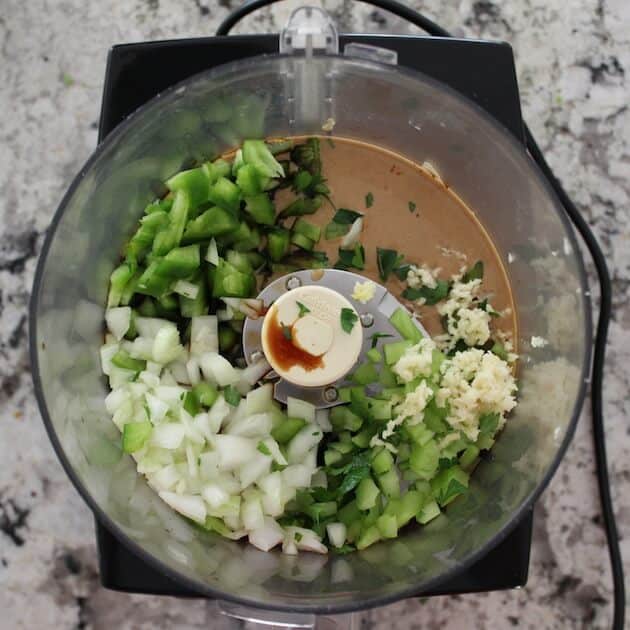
<box><xmin>1</xmin><ymin>0</ymin><xmax>628</xmax><ymax>628</ymax></box>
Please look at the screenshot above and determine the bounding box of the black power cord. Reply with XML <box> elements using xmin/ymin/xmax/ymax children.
<box><xmin>218</xmin><ymin>2</ymin><xmax>624</xmax><ymax>628</ymax></box>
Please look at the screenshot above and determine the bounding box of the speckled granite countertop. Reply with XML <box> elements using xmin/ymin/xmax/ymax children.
<box><xmin>1</xmin><ymin>1</ymin><xmax>628</xmax><ymax>628</ymax></box>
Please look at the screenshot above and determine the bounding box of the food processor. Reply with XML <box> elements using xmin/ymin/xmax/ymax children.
<box><xmin>30</xmin><ymin>5</ymin><xmax>593</xmax><ymax>627</ymax></box>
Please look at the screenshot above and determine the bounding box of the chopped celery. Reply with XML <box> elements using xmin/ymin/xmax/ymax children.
<box><xmin>476</xmin><ymin>433</ymin><xmax>495</xmax><ymax>450</ymax></box>
<box><xmin>352</xmin><ymin>362</ymin><xmax>379</xmax><ymax>385</ymax></box>
<box><xmin>122</xmin><ymin>421</ymin><xmax>152</xmax><ymax>453</ymax></box>
<box><xmin>291</xmin><ymin>232</ymin><xmax>315</xmax><ymax>251</ymax></box>
<box><xmin>396</xmin><ymin>490</ymin><xmax>424</xmax><ymax>528</ymax></box>
<box><xmin>351</xmin><ymin>428</ymin><xmax>377</xmax><ymax>449</ymax></box>
<box><xmin>378</xmin><ymin>386</ymin><xmax>405</xmax><ymax>400</ymax></box>
<box><xmin>409</xmin><ymin>439</ymin><xmax>440</xmax><ymax>480</ymax></box>
<box><xmin>379</xmin><ymin>364</ymin><xmax>398</xmax><ymax>387</ymax></box>
<box><xmin>324</xmin><ymin>448</ymin><xmax>344</xmax><ymax>467</ymax></box>
<box><xmin>460</xmin><ymin>445</ymin><xmax>480</xmax><ymax>471</ymax></box>
<box><xmin>330</xmin><ymin>441</ymin><xmax>355</xmax><ymax>455</ymax></box>
<box><xmin>306</xmin><ymin>501</ymin><xmax>337</xmax><ymax>522</ymax></box>
<box><xmin>271</xmin><ymin>417</ymin><xmax>306</xmax><ymax>444</ymax></box>
<box><xmin>356</xmin><ymin>525</ymin><xmax>381</xmax><ymax>550</ymax></box>
<box><xmin>337</xmin><ymin>385</ymin><xmax>363</xmax><ymax>403</ymax></box>
<box><xmin>372</xmin><ymin>449</ymin><xmax>394</xmax><ymax>475</ymax></box>
<box><xmin>389</xmin><ymin>307</ymin><xmax>422</xmax><ymax>344</ymax></box>
<box><xmin>376</xmin><ymin>513</ymin><xmax>398</xmax><ymax>539</ymax></box>
<box><xmin>370</xmin><ymin>399</ymin><xmax>392</xmax><ymax>421</ymax></box>
<box><xmin>244</xmin><ymin>193</ymin><xmax>275</xmax><ymax>225</ymax></box>
<box><xmin>337</xmin><ymin>500</ymin><xmax>361</xmax><ymax>528</ymax></box>
<box><xmin>267</xmin><ymin>228</ymin><xmax>291</xmax><ymax>262</ymax></box>
<box><xmin>356</xmin><ymin>477</ymin><xmax>380</xmax><ymax>510</ymax></box>
<box><xmin>416</xmin><ymin>500</ymin><xmax>441</xmax><ymax>524</ymax></box>
<box><xmin>219</xmin><ymin>325</ymin><xmax>238</xmax><ymax>352</ymax></box>
<box><xmin>384</xmin><ymin>340</ymin><xmax>413</xmax><ymax>366</ymax></box>
<box><xmin>430</xmin><ymin>466</ymin><xmax>469</xmax><ymax>507</ymax></box>
<box><xmin>423</xmin><ymin>398</ymin><xmax>449</xmax><ymax>433</ymax></box>
<box><xmin>329</xmin><ymin>405</ymin><xmax>363</xmax><ymax>433</ymax></box>
<box><xmin>366</xmin><ymin>348</ymin><xmax>382</xmax><ymax>364</ymax></box>
<box><xmin>406</xmin><ymin>423</ymin><xmax>435</xmax><ymax>446</ymax></box>
<box><xmin>377</xmin><ymin>467</ymin><xmax>400</xmax><ymax>498</ymax></box>
<box><xmin>293</xmin><ymin>219</ymin><xmax>321</xmax><ymax>243</ymax></box>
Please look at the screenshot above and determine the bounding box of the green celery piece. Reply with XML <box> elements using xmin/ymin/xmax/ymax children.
<box><xmin>219</xmin><ymin>326</ymin><xmax>238</xmax><ymax>352</ymax></box>
<box><xmin>183</xmin><ymin>206</ymin><xmax>239</xmax><ymax>242</ymax></box>
<box><xmin>356</xmin><ymin>525</ymin><xmax>381</xmax><ymax>550</ymax></box>
<box><xmin>369</xmin><ymin>399</ymin><xmax>392</xmax><ymax>421</ymax></box>
<box><xmin>244</xmin><ymin>193</ymin><xmax>275</xmax><ymax>225</ymax></box>
<box><xmin>431</xmin><ymin>348</ymin><xmax>446</xmax><ymax>378</ymax></box>
<box><xmin>337</xmin><ymin>500</ymin><xmax>361</xmax><ymax>528</ymax></box>
<box><xmin>208</xmin><ymin>177</ymin><xmax>241</xmax><ymax>212</ymax></box>
<box><xmin>293</xmin><ymin>218</ymin><xmax>321</xmax><ymax>243</ymax></box>
<box><xmin>352</xmin><ymin>362</ymin><xmax>379</xmax><ymax>386</ymax></box>
<box><xmin>366</xmin><ymin>348</ymin><xmax>382</xmax><ymax>364</ymax></box>
<box><xmin>406</xmin><ymin>423</ymin><xmax>435</xmax><ymax>446</ymax></box>
<box><xmin>242</xmin><ymin>139</ymin><xmax>285</xmax><ymax>179</ymax></box>
<box><xmin>356</xmin><ymin>477</ymin><xmax>380</xmax><ymax>510</ymax></box>
<box><xmin>111</xmin><ymin>349</ymin><xmax>145</xmax><ymax>372</ymax></box>
<box><xmin>193</xmin><ymin>382</ymin><xmax>218</xmax><ymax>408</ymax></box>
<box><xmin>152</xmin><ymin>189</ymin><xmax>190</xmax><ymax>256</ymax></box>
<box><xmin>377</xmin><ymin>467</ymin><xmax>400</xmax><ymax>498</ymax></box>
<box><xmin>378</xmin><ymin>386</ymin><xmax>405</xmax><ymax>400</ymax></box>
<box><xmin>351</xmin><ymin>428</ymin><xmax>376</xmax><ymax>449</ymax></box>
<box><xmin>291</xmin><ymin>232</ymin><xmax>315</xmax><ymax>252</ymax></box>
<box><xmin>226</xmin><ymin>250</ymin><xmax>253</xmax><ymax>274</ymax></box>
<box><xmin>395</xmin><ymin>490</ymin><xmax>424</xmax><ymax>528</ymax></box>
<box><xmin>324</xmin><ymin>448</ymin><xmax>344</xmax><ymax>467</ymax></box>
<box><xmin>416</xmin><ymin>500</ymin><xmax>441</xmax><ymax>525</ymax></box>
<box><xmin>479</xmin><ymin>412</ymin><xmax>500</xmax><ymax>436</ymax></box>
<box><xmin>460</xmin><ymin>445</ymin><xmax>480</xmax><ymax>472</ymax></box>
<box><xmin>389</xmin><ymin>307</ymin><xmax>422</xmax><ymax>344</ymax></box>
<box><xmin>330</xmin><ymin>441</ymin><xmax>355</xmax><ymax>455</ymax></box>
<box><xmin>430</xmin><ymin>466</ymin><xmax>469</xmax><ymax>507</ymax></box>
<box><xmin>271</xmin><ymin>417</ymin><xmax>306</xmax><ymax>444</ymax></box>
<box><xmin>383</xmin><ymin>340</ymin><xmax>413</xmax><ymax>366</ymax></box>
<box><xmin>267</xmin><ymin>228</ymin><xmax>291</xmax><ymax>262</ymax></box>
<box><xmin>155</xmin><ymin>244</ymin><xmax>200</xmax><ymax>279</ymax></box>
<box><xmin>349</xmin><ymin>389</ymin><xmax>373</xmax><ymax>421</ymax></box>
<box><xmin>108</xmin><ymin>263</ymin><xmax>135</xmax><ymax>308</ymax></box>
<box><xmin>137</xmin><ymin>298</ymin><xmax>158</xmax><ymax>317</ymax></box>
<box><xmin>122</xmin><ymin>421</ymin><xmax>152</xmax><ymax>453</ymax></box>
<box><xmin>212</xmin><ymin>258</ymin><xmax>255</xmax><ymax>298</ymax></box>
<box><xmin>236</xmin><ymin>163</ymin><xmax>264</xmax><ymax>195</ymax></box>
<box><xmin>330</xmin><ymin>406</ymin><xmax>363</xmax><ymax>432</ymax></box>
<box><xmin>409</xmin><ymin>439</ymin><xmax>440</xmax><ymax>480</ymax></box>
<box><xmin>491</xmin><ymin>341</ymin><xmax>509</xmax><ymax>361</ymax></box>
<box><xmin>379</xmin><ymin>364</ymin><xmax>398</xmax><ymax>387</ymax></box>
<box><xmin>337</xmin><ymin>385</ymin><xmax>363</xmax><ymax>403</ymax></box>
<box><xmin>376</xmin><ymin>514</ymin><xmax>398</xmax><ymax>539</ymax></box>
<box><xmin>372</xmin><ymin>449</ymin><xmax>394</xmax><ymax>475</ymax></box>
<box><xmin>166</xmin><ymin>166</ymin><xmax>210</xmax><ymax>210</ymax></box>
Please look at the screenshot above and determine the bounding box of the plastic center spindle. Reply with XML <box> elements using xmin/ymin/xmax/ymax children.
<box><xmin>261</xmin><ymin>285</ymin><xmax>363</xmax><ymax>388</ymax></box>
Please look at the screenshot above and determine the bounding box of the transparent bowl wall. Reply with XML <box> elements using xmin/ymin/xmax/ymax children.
<box><xmin>31</xmin><ymin>55</ymin><xmax>590</xmax><ymax>613</ymax></box>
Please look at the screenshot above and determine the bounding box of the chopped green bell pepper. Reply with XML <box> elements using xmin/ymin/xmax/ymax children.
<box><xmin>182</xmin><ymin>206</ymin><xmax>239</xmax><ymax>242</ymax></box>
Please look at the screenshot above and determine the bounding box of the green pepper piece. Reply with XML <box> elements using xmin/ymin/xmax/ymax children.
<box><xmin>208</xmin><ymin>177</ymin><xmax>241</xmax><ymax>212</ymax></box>
<box><xmin>244</xmin><ymin>193</ymin><xmax>275</xmax><ymax>225</ymax></box>
<box><xmin>212</xmin><ymin>258</ymin><xmax>255</xmax><ymax>298</ymax></box>
<box><xmin>293</xmin><ymin>218</ymin><xmax>321</xmax><ymax>243</ymax></box>
<box><xmin>122</xmin><ymin>421</ymin><xmax>152</xmax><ymax>453</ymax></box>
<box><xmin>236</xmin><ymin>163</ymin><xmax>264</xmax><ymax>196</ymax></box>
<box><xmin>242</xmin><ymin>139</ymin><xmax>285</xmax><ymax>179</ymax></box>
<box><xmin>107</xmin><ymin>263</ymin><xmax>135</xmax><ymax>308</ymax></box>
<box><xmin>271</xmin><ymin>417</ymin><xmax>306</xmax><ymax>444</ymax></box>
<box><xmin>183</xmin><ymin>391</ymin><xmax>201</xmax><ymax>416</ymax></box>
<box><xmin>219</xmin><ymin>325</ymin><xmax>238</xmax><ymax>352</ymax></box>
<box><xmin>231</xmin><ymin>223</ymin><xmax>261</xmax><ymax>252</ymax></box>
<box><xmin>111</xmin><ymin>349</ymin><xmax>146</xmax><ymax>373</ymax></box>
<box><xmin>119</xmin><ymin>268</ymin><xmax>143</xmax><ymax>307</ymax></box>
<box><xmin>152</xmin><ymin>189</ymin><xmax>190</xmax><ymax>256</ymax></box>
<box><xmin>278</xmin><ymin>195</ymin><xmax>323</xmax><ymax>220</ymax></box>
<box><xmin>193</xmin><ymin>382</ymin><xmax>219</xmax><ymax>408</ymax></box>
<box><xmin>291</xmin><ymin>232</ymin><xmax>314</xmax><ymax>252</ymax></box>
<box><xmin>136</xmin><ymin>261</ymin><xmax>172</xmax><ymax>298</ymax></box>
<box><xmin>179</xmin><ymin>271</ymin><xmax>209</xmax><ymax>318</ymax></box>
<box><xmin>155</xmin><ymin>244</ymin><xmax>200</xmax><ymax>279</ymax></box>
<box><xmin>182</xmin><ymin>206</ymin><xmax>239</xmax><ymax>242</ymax></box>
<box><xmin>166</xmin><ymin>166</ymin><xmax>210</xmax><ymax>210</ymax></box>
<box><xmin>125</xmin><ymin>210</ymin><xmax>169</xmax><ymax>265</ymax></box>
<box><xmin>267</xmin><ymin>228</ymin><xmax>291</xmax><ymax>262</ymax></box>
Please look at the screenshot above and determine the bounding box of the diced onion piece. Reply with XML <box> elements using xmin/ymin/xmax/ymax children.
<box><xmin>198</xmin><ymin>451</ymin><xmax>219</xmax><ymax>479</ymax></box>
<box><xmin>282</xmin><ymin>536</ymin><xmax>298</xmax><ymax>556</ymax></box>
<box><xmin>241</xmin><ymin>358</ymin><xmax>272</xmax><ymax>386</ymax></box>
<box><xmin>287</xmin><ymin>397</ymin><xmax>315</xmax><ymax>422</ymax></box>
<box><xmin>109</xmin><ymin>366</ymin><xmax>136</xmax><ymax>389</ymax></box>
<box><xmin>190</xmin><ymin>316</ymin><xmax>218</xmax><ymax>356</ymax></box>
<box><xmin>151</xmin><ymin>423</ymin><xmax>186</xmax><ymax>449</ymax></box>
<box><xmin>295</xmin><ymin>529</ymin><xmax>328</xmax><ymax>554</ymax></box>
<box><xmin>207</xmin><ymin>395</ymin><xmax>232</xmax><ymax>433</ymax></box>
<box><xmin>200</xmin><ymin>352</ymin><xmax>239</xmax><ymax>387</ymax></box>
<box><xmin>212</xmin><ymin>435</ymin><xmax>257</xmax><ymax>471</ymax></box>
<box><xmin>242</xmin><ymin>496</ymin><xmax>265</xmax><ymax>531</ymax></box>
<box><xmin>170</xmin><ymin>361</ymin><xmax>191</xmax><ymax>385</ymax></box>
<box><xmin>145</xmin><ymin>392</ymin><xmax>169</xmax><ymax>424</ymax></box>
<box><xmin>128</xmin><ymin>337</ymin><xmax>154</xmax><ymax>360</ymax></box>
<box><xmin>206</xmin><ymin>238</ymin><xmax>219</xmax><ymax>265</ymax></box>
<box><xmin>248</xmin><ymin>517</ymin><xmax>284</xmax><ymax>552</ymax></box>
<box><xmin>326</xmin><ymin>522</ymin><xmax>347</xmax><ymax>548</ymax></box>
<box><xmin>315</xmin><ymin>408</ymin><xmax>332</xmax><ymax>432</ymax></box>
<box><xmin>246</xmin><ymin>383</ymin><xmax>274</xmax><ymax>415</ymax></box>
<box><xmin>173</xmin><ymin>280</ymin><xmax>199</xmax><ymax>300</ymax></box>
<box><xmin>138</xmin><ymin>371</ymin><xmax>160</xmax><ymax>388</ymax></box>
<box><xmin>258</xmin><ymin>437</ymin><xmax>287</xmax><ymax>466</ymax></box>
<box><xmin>186</xmin><ymin>357</ymin><xmax>201</xmax><ymax>385</ymax></box>
<box><xmin>153</xmin><ymin>326</ymin><xmax>183</xmax><ymax>364</ymax></box>
<box><xmin>217</xmin><ymin>305</ymin><xmax>234</xmax><ymax>321</ymax></box>
<box><xmin>179</xmin><ymin>408</ymin><xmax>205</xmax><ymax>445</ymax></box>
<box><xmin>150</xmin><ymin>464</ymin><xmax>180</xmax><ymax>492</ymax></box>
<box><xmin>193</xmin><ymin>412</ymin><xmax>213</xmax><ymax>441</ymax></box>
<box><xmin>145</xmin><ymin>361</ymin><xmax>162</xmax><ymax>375</ymax></box>
<box><xmin>282</xmin><ymin>464</ymin><xmax>313</xmax><ymax>489</ymax></box>
<box><xmin>341</xmin><ymin>217</ymin><xmax>363</xmax><ymax>248</ymax></box>
<box><xmin>258</xmin><ymin>471</ymin><xmax>284</xmax><ymax>517</ymax></box>
<box><xmin>135</xmin><ymin>317</ymin><xmax>176</xmax><ymax>339</ymax></box>
<box><xmin>104</xmin><ymin>388</ymin><xmax>129</xmax><ymax>415</ymax></box>
<box><xmin>225</xmin><ymin>412</ymin><xmax>272</xmax><ymax>438</ymax></box>
<box><xmin>202</xmin><ymin>482</ymin><xmax>230</xmax><ymax>509</ymax></box>
<box><xmin>105</xmin><ymin>307</ymin><xmax>131</xmax><ymax>341</ymax></box>
<box><xmin>158</xmin><ymin>491</ymin><xmax>206</xmax><ymax>524</ymax></box>
<box><xmin>154</xmin><ymin>385</ymin><xmax>186</xmax><ymax>408</ymax></box>
<box><xmin>186</xmin><ymin>443</ymin><xmax>198</xmax><ymax>478</ymax></box>
<box><xmin>100</xmin><ymin>344</ymin><xmax>119</xmax><ymax>376</ymax></box>
<box><xmin>239</xmin><ymin>455</ymin><xmax>271</xmax><ymax>489</ymax></box>
<box><xmin>287</xmin><ymin>425</ymin><xmax>322</xmax><ymax>464</ymax></box>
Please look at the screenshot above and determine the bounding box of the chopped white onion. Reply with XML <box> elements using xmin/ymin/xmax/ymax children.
<box><xmin>145</xmin><ymin>392</ymin><xmax>170</xmax><ymax>424</ymax></box>
<box><xmin>200</xmin><ymin>352</ymin><xmax>239</xmax><ymax>387</ymax></box>
<box><xmin>173</xmin><ymin>280</ymin><xmax>199</xmax><ymax>300</ymax></box>
<box><xmin>151</xmin><ymin>423</ymin><xmax>186</xmax><ymax>449</ymax></box>
<box><xmin>326</xmin><ymin>522</ymin><xmax>347</xmax><ymax>548</ymax></box>
<box><xmin>153</xmin><ymin>327</ymin><xmax>183</xmax><ymax>364</ymax></box>
<box><xmin>135</xmin><ymin>317</ymin><xmax>176</xmax><ymax>339</ymax></box>
<box><xmin>341</xmin><ymin>217</ymin><xmax>363</xmax><ymax>248</ymax></box>
<box><xmin>242</xmin><ymin>496</ymin><xmax>265</xmax><ymax>531</ymax></box>
<box><xmin>248</xmin><ymin>517</ymin><xmax>284</xmax><ymax>552</ymax></box>
<box><xmin>170</xmin><ymin>360</ymin><xmax>191</xmax><ymax>385</ymax></box>
<box><xmin>128</xmin><ymin>337</ymin><xmax>154</xmax><ymax>360</ymax></box>
<box><xmin>225</xmin><ymin>412</ymin><xmax>272</xmax><ymax>438</ymax></box>
<box><xmin>104</xmin><ymin>388</ymin><xmax>130</xmax><ymax>415</ymax></box>
<box><xmin>207</xmin><ymin>395</ymin><xmax>232</xmax><ymax>433</ymax></box>
<box><xmin>190</xmin><ymin>316</ymin><xmax>218</xmax><ymax>356</ymax></box>
<box><xmin>245</xmin><ymin>383</ymin><xmax>274</xmax><ymax>415</ymax></box>
<box><xmin>186</xmin><ymin>357</ymin><xmax>201</xmax><ymax>385</ymax></box>
<box><xmin>206</xmin><ymin>238</ymin><xmax>219</xmax><ymax>265</ymax></box>
<box><xmin>282</xmin><ymin>464</ymin><xmax>313</xmax><ymax>489</ymax></box>
<box><xmin>212</xmin><ymin>435</ymin><xmax>257</xmax><ymax>470</ymax></box>
<box><xmin>287</xmin><ymin>397</ymin><xmax>315</xmax><ymax>422</ymax></box>
<box><xmin>150</xmin><ymin>464</ymin><xmax>180</xmax><ymax>492</ymax></box>
<box><xmin>202</xmin><ymin>482</ymin><xmax>230</xmax><ymax>509</ymax></box>
<box><xmin>105</xmin><ymin>307</ymin><xmax>131</xmax><ymax>341</ymax></box>
<box><xmin>239</xmin><ymin>455</ymin><xmax>271</xmax><ymax>489</ymax></box>
<box><xmin>315</xmin><ymin>408</ymin><xmax>332</xmax><ymax>432</ymax></box>
<box><xmin>158</xmin><ymin>491</ymin><xmax>206</xmax><ymax>524</ymax></box>
<box><xmin>99</xmin><ymin>344</ymin><xmax>119</xmax><ymax>376</ymax></box>
<box><xmin>240</xmin><ymin>358</ymin><xmax>272</xmax><ymax>386</ymax></box>
<box><xmin>287</xmin><ymin>425</ymin><xmax>322</xmax><ymax>464</ymax></box>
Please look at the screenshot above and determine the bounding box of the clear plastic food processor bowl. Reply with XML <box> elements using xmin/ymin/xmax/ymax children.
<box><xmin>30</xmin><ymin>7</ymin><xmax>591</xmax><ymax>620</ymax></box>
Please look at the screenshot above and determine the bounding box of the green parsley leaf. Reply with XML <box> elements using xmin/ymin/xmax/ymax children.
<box><xmin>297</xmin><ymin>301</ymin><xmax>310</xmax><ymax>317</ymax></box>
<box><xmin>340</xmin><ymin>308</ymin><xmax>358</xmax><ymax>334</ymax></box>
<box><xmin>479</xmin><ymin>412</ymin><xmax>500</xmax><ymax>435</ymax></box>
<box><xmin>438</xmin><ymin>456</ymin><xmax>458</xmax><ymax>471</ymax></box>
<box><xmin>490</xmin><ymin>341</ymin><xmax>508</xmax><ymax>361</ymax></box>
<box><xmin>330</xmin><ymin>451</ymin><xmax>372</xmax><ymax>496</ymax></box>
<box><xmin>370</xmin><ymin>332</ymin><xmax>394</xmax><ymax>348</ymax></box>
<box><xmin>408</xmin><ymin>201</ymin><xmax>417</xmax><ymax>213</ymax></box>
<box><xmin>377</xmin><ymin>247</ymin><xmax>404</xmax><ymax>282</ymax></box>
<box><xmin>223</xmin><ymin>385</ymin><xmax>241</xmax><ymax>406</ymax></box>
<box><xmin>335</xmin><ymin>244</ymin><xmax>365</xmax><ymax>271</ymax></box>
<box><xmin>324</xmin><ymin>221</ymin><xmax>350</xmax><ymax>240</ymax></box>
<box><xmin>402</xmin><ymin>279</ymin><xmax>450</xmax><ymax>305</ymax></box>
<box><xmin>294</xmin><ymin>532</ymin><xmax>303</xmax><ymax>542</ymax></box>
<box><xmin>365</xmin><ymin>192</ymin><xmax>374</xmax><ymax>208</ymax></box>
<box><xmin>462</xmin><ymin>260</ymin><xmax>484</xmax><ymax>282</ymax></box>
<box><xmin>332</xmin><ymin>208</ymin><xmax>363</xmax><ymax>224</ymax></box>
<box><xmin>437</xmin><ymin>478</ymin><xmax>468</xmax><ymax>505</ymax></box>
<box><xmin>257</xmin><ymin>441</ymin><xmax>272</xmax><ymax>456</ymax></box>
<box><xmin>394</xmin><ymin>263</ymin><xmax>411</xmax><ymax>281</ymax></box>
<box><xmin>282</xmin><ymin>325</ymin><xmax>293</xmax><ymax>341</ymax></box>
<box><xmin>333</xmin><ymin>543</ymin><xmax>356</xmax><ymax>555</ymax></box>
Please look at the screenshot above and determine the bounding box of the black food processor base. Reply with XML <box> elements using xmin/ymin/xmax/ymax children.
<box><xmin>97</xmin><ymin>33</ymin><xmax>532</xmax><ymax>598</ymax></box>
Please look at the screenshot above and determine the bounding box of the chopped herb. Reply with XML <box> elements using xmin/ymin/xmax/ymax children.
<box><xmin>257</xmin><ymin>441</ymin><xmax>272</xmax><ymax>456</ymax></box>
<box><xmin>282</xmin><ymin>325</ymin><xmax>293</xmax><ymax>341</ymax></box>
<box><xmin>332</xmin><ymin>208</ymin><xmax>363</xmax><ymax>224</ymax></box>
<box><xmin>297</xmin><ymin>301</ymin><xmax>310</xmax><ymax>317</ymax></box>
<box><xmin>479</xmin><ymin>412</ymin><xmax>500</xmax><ymax>435</ymax></box>
<box><xmin>333</xmin><ymin>543</ymin><xmax>356</xmax><ymax>555</ymax></box>
<box><xmin>324</xmin><ymin>221</ymin><xmax>350</xmax><ymax>240</ymax></box>
<box><xmin>295</xmin><ymin>532</ymin><xmax>303</xmax><ymax>542</ymax></box>
<box><xmin>402</xmin><ymin>280</ymin><xmax>450</xmax><ymax>305</ymax></box>
<box><xmin>370</xmin><ymin>332</ymin><xmax>394</xmax><ymax>348</ymax></box>
<box><xmin>335</xmin><ymin>244</ymin><xmax>365</xmax><ymax>271</ymax></box>
<box><xmin>394</xmin><ymin>263</ymin><xmax>411</xmax><ymax>281</ymax></box>
<box><xmin>326</xmin><ymin>137</ymin><xmax>336</xmax><ymax>149</ymax></box>
<box><xmin>330</xmin><ymin>451</ymin><xmax>372</xmax><ymax>496</ymax></box>
<box><xmin>462</xmin><ymin>260</ymin><xmax>484</xmax><ymax>282</ymax></box>
<box><xmin>408</xmin><ymin>201</ymin><xmax>417</xmax><ymax>213</ymax></box>
<box><xmin>365</xmin><ymin>192</ymin><xmax>374</xmax><ymax>208</ymax></box>
<box><xmin>340</xmin><ymin>308</ymin><xmax>358</xmax><ymax>334</ymax></box>
<box><xmin>312</xmin><ymin>430</ymin><xmax>320</xmax><ymax>436</ymax></box>
<box><xmin>438</xmin><ymin>457</ymin><xmax>458</xmax><ymax>471</ymax></box>
<box><xmin>377</xmin><ymin>247</ymin><xmax>404</xmax><ymax>282</ymax></box>
<box><xmin>223</xmin><ymin>385</ymin><xmax>241</xmax><ymax>406</ymax></box>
